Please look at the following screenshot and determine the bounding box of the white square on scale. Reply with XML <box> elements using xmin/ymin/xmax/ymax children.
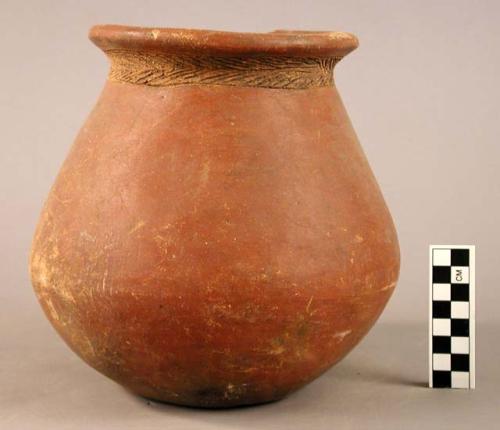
<box><xmin>433</xmin><ymin>353</ymin><xmax>451</xmax><ymax>371</ymax></box>
<box><xmin>433</xmin><ymin>249</ymin><xmax>451</xmax><ymax>266</ymax></box>
<box><xmin>452</xmin><ymin>371</ymin><xmax>470</xmax><ymax>389</ymax></box>
<box><xmin>451</xmin><ymin>302</ymin><xmax>469</xmax><ymax>319</ymax></box>
<box><xmin>433</xmin><ymin>283</ymin><xmax>451</xmax><ymax>301</ymax></box>
<box><xmin>433</xmin><ymin>318</ymin><xmax>451</xmax><ymax>336</ymax></box>
<box><xmin>451</xmin><ymin>337</ymin><xmax>469</xmax><ymax>354</ymax></box>
<box><xmin>451</xmin><ymin>266</ymin><xmax>469</xmax><ymax>284</ymax></box>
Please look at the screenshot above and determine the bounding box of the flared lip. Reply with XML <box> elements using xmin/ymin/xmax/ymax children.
<box><xmin>89</xmin><ymin>25</ymin><xmax>359</xmax><ymax>58</ymax></box>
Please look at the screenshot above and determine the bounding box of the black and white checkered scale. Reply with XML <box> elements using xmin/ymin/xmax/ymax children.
<box><xmin>430</xmin><ymin>247</ymin><xmax>474</xmax><ymax>389</ymax></box>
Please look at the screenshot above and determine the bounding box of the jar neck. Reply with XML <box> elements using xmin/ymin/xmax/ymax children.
<box><xmin>104</xmin><ymin>49</ymin><xmax>340</xmax><ymax>89</ymax></box>
<box><xmin>89</xmin><ymin>25</ymin><xmax>358</xmax><ymax>90</ymax></box>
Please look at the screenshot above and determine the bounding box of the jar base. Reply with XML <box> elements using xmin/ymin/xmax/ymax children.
<box><xmin>127</xmin><ymin>388</ymin><xmax>287</xmax><ymax>409</ymax></box>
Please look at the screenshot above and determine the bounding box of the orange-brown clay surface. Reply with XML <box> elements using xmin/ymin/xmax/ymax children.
<box><xmin>30</xmin><ymin>25</ymin><xmax>399</xmax><ymax>408</ymax></box>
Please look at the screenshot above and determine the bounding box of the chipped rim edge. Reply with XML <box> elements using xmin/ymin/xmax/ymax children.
<box><xmin>89</xmin><ymin>25</ymin><xmax>359</xmax><ymax>58</ymax></box>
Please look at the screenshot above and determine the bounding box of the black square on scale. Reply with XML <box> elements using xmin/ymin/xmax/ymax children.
<box><xmin>451</xmin><ymin>354</ymin><xmax>470</xmax><ymax>371</ymax></box>
<box><xmin>433</xmin><ymin>266</ymin><xmax>451</xmax><ymax>283</ymax></box>
<box><xmin>433</xmin><ymin>336</ymin><xmax>451</xmax><ymax>353</ymax></box>
<box><xmin>433</xmin><ymin>371</ymin><xmax>451</xmax><ymax>388</ymax></box>
<box><xmin>451</xmin><ymin>249</ymin><xmax>469</xmax><ymax>267</ymax></box>
<box><xmin>451</xmin><ymin>319</ymin><xmax>469</xmax><ymax>337</ymax></box>
<box><xmin>451</xmin><ymin>284</ymin><xmax>469</xmax><ymax>301</ymax></box>
<box><xmin>433</xmin><ymin>301</ymin><xmax>451</xmax><ymax>318</ymax></box>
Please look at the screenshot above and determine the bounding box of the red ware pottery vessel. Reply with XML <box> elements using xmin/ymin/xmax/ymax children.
<box><xmin>30</xmin><ymin>25</ymin><xmax>400</xmax><ymax>408</ymax></box>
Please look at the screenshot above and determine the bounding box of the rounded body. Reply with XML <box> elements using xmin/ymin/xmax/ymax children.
<box><xmin>30</xmin><ymin>26</ymin><xmax>399</xmax><ymax>407</ymax></box>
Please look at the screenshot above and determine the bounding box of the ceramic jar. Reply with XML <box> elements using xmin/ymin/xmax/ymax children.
<box><xmin>30</xmin><ymin>25</ymin><xmax>400</xmax><ymax>407</ymax></box>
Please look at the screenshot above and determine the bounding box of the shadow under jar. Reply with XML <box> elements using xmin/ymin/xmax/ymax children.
<box><xmin>30</xmin><ymin>25</ymin><xmax>400</xmax><ymax>408</ymax></box>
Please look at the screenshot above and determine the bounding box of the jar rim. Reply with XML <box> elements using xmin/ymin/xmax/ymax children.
<box><xmin>89</xmin><ymin>25</ymin><xmax>359</xmax><ymax>58</ymax></box>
